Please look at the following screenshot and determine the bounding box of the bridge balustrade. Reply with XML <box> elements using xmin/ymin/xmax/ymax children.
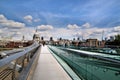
<box><xmin>0</xmin><ymin>42</ymin><xmax>40</xmax><ymax>80</ymax></box>
<box><xmin>48</xmin><ymin>45</ymin><xmax>120</xmax><ymax>80</ymax></box>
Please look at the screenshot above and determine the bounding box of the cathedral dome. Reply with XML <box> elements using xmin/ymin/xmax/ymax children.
<box><xmin>33</xmin><ymin>29</ymin><xmax>40</xmax><ymax>42</ymax></box>
<box><xmin>33</xmin><ymin>33</ymin><xmax>40</xmax><ymax>39</ymax></box>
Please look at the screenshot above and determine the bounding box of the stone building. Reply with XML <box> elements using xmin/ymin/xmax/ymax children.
<box><xmin>86</xmin><ymin>39</ymin><xmax>98</xmax><ymax>47</ymax></box>
<box><xmin>33</xmin><ymin>30</ymin><xmax>40</xmax><ymax>42</ymax></box>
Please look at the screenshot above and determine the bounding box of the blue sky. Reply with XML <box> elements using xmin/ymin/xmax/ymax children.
<box><xmin>0</xmin><ymin>0</ymin><xmax>120</xmax><ymax>40</ymax></box>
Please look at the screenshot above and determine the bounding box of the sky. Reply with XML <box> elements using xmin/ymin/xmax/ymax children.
<box><xmin>0</xmin><ymin>0</ymin><xmax>120</xmax><ymax>40</ymax></box>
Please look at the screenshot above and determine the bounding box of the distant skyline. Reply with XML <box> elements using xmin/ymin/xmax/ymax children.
<box><xmin>0</xmin><ymin>0</ymin><xmax>120</xmax><ymax>40</ymax></box>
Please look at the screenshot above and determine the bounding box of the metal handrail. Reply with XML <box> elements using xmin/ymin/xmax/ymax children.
<box><xmin>0</xmin><ymin>42</ymin><xmax>39</xmax><ymax>67</ymax></box>
<box><xmin>48</xmin><ymin>46</ymin><xmax>120</xmax><ymax>80</ymax></box>
<box><xmin>0</xmin><ymin>42</ymin><xmax>40</xmax><ymax>80</ymax></box>
<box><xmin>0</xmin><ymin>49</ymin><xmax>23</xmax><ymax>55</ymax></box>
<box><xmin>0</xmin><ymin>49</ymin><xmax>24</xmax><ymax>59</ymax></box>
<box><xmin>60</xmin><ymin>47</ymin><xmax>120</xmax><ymax>66</ymax></box>
<box><xmin>18</xmin><ymin>46</ymin><xmax>41</xmax><ymax>80</ymax></box>
<box><xmin>49</xmin><ymin>46</ymin><xmax>120</xmax><ymax>67</ymax></box>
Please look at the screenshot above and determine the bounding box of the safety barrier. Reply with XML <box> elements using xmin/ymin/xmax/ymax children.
<box><xmin>0</xmin><ymin>42</ymin><xmax>40</xmax><ymax>80</ymax></box>
<box><xmin>48</xmin><ymin>45</ymin><xmax>120</xmax><ymax>80</ymax></box>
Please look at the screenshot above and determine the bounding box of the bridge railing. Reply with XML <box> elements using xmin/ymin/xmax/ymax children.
<box><xmin>0</xmin><ymin>42</ymin><xmax>40</xmax><ymax>80</ymax></box>
<box><xmin>48</xmin><ymin>45</ymin><xmax>120</xmax><ymax>80</ymax></box>
<box><xmin>0</xmin><ymin>49</ymin><xmax>24</xmax><ymax>59</ymax></box>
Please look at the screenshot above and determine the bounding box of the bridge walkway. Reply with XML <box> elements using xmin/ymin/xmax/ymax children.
<box><xmin>32</xmin><ymin>45</ymin><xmax>71</xmax><ymax>80</ymax></box>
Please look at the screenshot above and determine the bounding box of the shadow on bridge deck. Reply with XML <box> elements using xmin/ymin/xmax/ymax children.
<box><xmin>32</xmin><ymin>45</ymin><xmax>71</xmax><ymax>80</ymax></box>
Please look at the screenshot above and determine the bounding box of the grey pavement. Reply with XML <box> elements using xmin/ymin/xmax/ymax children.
<box><xmin>32</xmin><ymin>45</ymin><xmax>72</xmax><ymax>80</ymax></box>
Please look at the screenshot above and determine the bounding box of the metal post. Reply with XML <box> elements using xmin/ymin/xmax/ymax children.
<box><xmin>19</xmin><ymin>55</ymin><xmax>26</xmax><ymax>73</ymax></box>
<box><xmin>27</xmin><ymin>53</ymin><xmax>31</xmax><ymax>62</ymax></box>
<box><xmin>12</xmin><ymin>60</ymin><xmax>18</xmax><ymax>80</ymax></box>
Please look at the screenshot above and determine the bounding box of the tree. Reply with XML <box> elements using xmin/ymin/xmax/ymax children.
<box><xmin>114</xmin><ymin>34</ymin><xmax>120</xmax><ymax>45</ymax></box>
<box><xmin>115</xmin><ymin>34</ymin><xmax>120</xmax><ymax>42</ymax></box>
<box><xmin>105</xmin><ymin>34</ymin><xmax>120</xmax><ymax>46</ymax></box>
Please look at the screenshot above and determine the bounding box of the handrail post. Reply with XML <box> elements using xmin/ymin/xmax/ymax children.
<box><xmin>0</xmin><ymin>42</ymin><xmax>40</xmax><ymax>80</ymax></box>
<box><xmin>27</xmin><ymin>52</ymin><xmax>31</xmax><ymax>62</ymax></box>
<box><xmin>20</xmin><ymin>55</ymin><xmax>26</xmax><ymax>72</ymax></box>
<box><xmin>12</xmin><ymin>60</ymin><xmax>18</xmax><ymax>80</ymax></box>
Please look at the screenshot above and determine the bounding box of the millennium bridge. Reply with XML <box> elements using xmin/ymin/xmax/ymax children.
<box><xmin>0</xmin><ymin>42</ymin><xmax>120</xmax><ymax>80</ymax></box>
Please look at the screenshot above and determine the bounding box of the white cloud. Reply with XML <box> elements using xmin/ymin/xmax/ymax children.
<box><xmin>9</xmin><ymin>27</ymin><xmax>34</xmax><ymax>40</ymax></box>
<box><xmin>39</xmin><ymin>32</ymin><xmax>53</xmax><ymax>39</ymax></box>
<box><xmin>24</xmin><ymin>15</ymin><xmax>33</xmax><ymax>22</ymax></box>
<box><xmin>0</xmin><ymin>29</ymin><xmax>2</xmax><ymax>33</ymax></box>
<box><xmin>1</xmin><ymin>13</ymin><xmax>120</xmax><ymax>41</ymax></box>
<box><xmin>37</xmin><ymin>25</ymin><xmax>53</xmax><ymax>31</ymax></box>
<box><xmin>67</xmin><ymin>24</ymin><xmax>80</xmax><ymax>29</ymax></box>
<box><xmin>24</xmin><ymin>15</ymin><xmax>41</xmax><ymax>23</ymax></box>
<box><xmin>8</xmin><ymin>24</ymin><xmax>120</xmax><ymax>41</ymax></box>
<box><xmin>0</xmin><ymin>14</ymin><xmax>7</xmax><ymax>21</ymax></box>
<box><xmin>73</xmin><ymin>32</ymin><xmax>82</xmax><ymax>37</ymax></box>
<box><xmin>34</xmin><ymin>19</ymin><xmax>40</xmax><ymax>22</ymax></box>
<box><xmin>19</xmin><ymin>25</ymin><xmax>120</xmax><ymax>41</ymax></box>
<box><xmin>40</xmin><ymin>12</ymin><xmax>70</xmax><ymax>18</ymax></box>
<box><xmin>39</xmin><ymin>26</ymin><xmax>103</xmax><ymax>40</ymax></box>
<box><xmin>0</xmin><ymin>14</ymin><xmax>29</xmax><ymax>40</ymax></box>
<box><xmin>0</xmin><ymin>14</ymin><xmax>25</xmax><ymax>29</ymax></box>
<box><xmin>113</xmin><ymin>26</ymin><xmax>120</xmax><ymax>32</ymax></box>
<box><xmin>82</xmin><ymin>23</ymin><xmax>91</xmax><ymax>28</ymax></box>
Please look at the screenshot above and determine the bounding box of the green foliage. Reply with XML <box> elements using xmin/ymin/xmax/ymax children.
<box><xmin>115</xmin><ymin>34</ymin><xmax>120</xmax><ymax>42</ymax></box>
<box><xmin>105</xmin><ymin>34</ymin><xmax>120</xmax><ymax>46</ymax></box>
